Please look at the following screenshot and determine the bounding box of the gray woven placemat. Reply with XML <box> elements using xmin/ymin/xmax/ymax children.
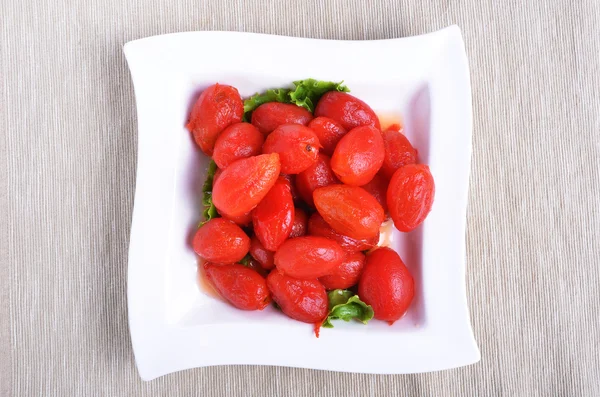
<box><xmin>1</xmin><ymin>0</ymin><xmax>599</xmax><ymax>395</ymax></box>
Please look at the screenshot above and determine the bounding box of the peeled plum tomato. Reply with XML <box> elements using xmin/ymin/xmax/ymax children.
<box><xmin>314</xmin><ymin>91</ymin><xmax>380</xmax><ymax>131</ymax></box>
<box><xmin>212</xmin><ymin>153</ymin><xmax>281</xmax><ymax>218</ymax></box>
<box><xmin>295</xmin><ymin>153</ymin><xmax>339</xmax><ymax>207</ymax></box>
<box><xmin>278</xmin><ymin>173</ymin><xmax>300</xmax><ymax>203</ymax></box>
<box><xmin>251</xmin><ymin>102</ymin><xmax>313</xmax><ymax>136</ymax></box>
<box><xmin>215</xmin><ymin>167</ymin><xmax>252</xmax><ymax>227</ymax></box>
<box><xmin>274</xmin><ymin>236</ymin><xmax>345</xmax><ymax>279</ymax></box>
<box><xmin>387</xmin><ymin>164</ymin><xmax>435</xmax><ymax>232</ymax></box>
<box><xmin>359</xmin><ymin>247</ymin><xmax>414</xmax><ymax>323</ymax></box>
<box><xmin>186</xmin><ymin>84</ymin><xmax>243</xmax><ymax>155</ymax></box>
<box><xmin>308</xmin><ymin>213</ymin><xmax>379</xmax><ymax>253</ymax></box>
<box><xmin>380</xmin><ymin>125</ymin><xmax>417</xmax><ymax>179</ymax></box>
<box><xmin>213</xmin><ymin>167</ymin><xmax>223</xmax><ymax>185</ymax></box>
<box><xmin>267</xmin><ymin>270</ymin><xmax>328</xmax><ymax>324</ymax></box>
<box><xmin>308</xmin><ymin>117</ymin><xmax>347</xmax><ymax>156</ymax></box>
<box><xmin>262</xmin><ymin>124</ymin><xmax>320</xmax><ymax>174</ymax></box>
<box><xmin>252</xmin><ymin>177</ymin><xmax>295</xmax><ymax>251</ymax></box>
<box><xmin>220</xmin><ymin>210</ymin><xmax>253</xmax><ymax>226</ymax></box>
<box><xmin>289</xmin><ymin>207</ymin><xmax>308</xmax><ymax>238</ymax></box>
<box><xmin>245</xmin><ymin>258</ymin><xmax>269</xmax><ymax>277</ymax></box>
<box><xmin>249</xmin><ymin>236</ymin><xmax>275</xmax><ymax>270</ymax></box>
<box><xmin>319</xmin><ymin>251</ymin><xmax>366</xmax><ymax>290</ymax></box>
<box><xmin>313</xmin><ymin>185</ymin><xmax>384</xmax><ymax>240</ymax></box>
<box><xmin>204</xmin><ymin>263</ymin><xmax>270</xmax><ymax>310</ymax></box>
<box><xmin>360</xmin><ymin>172</ymin><xmax>389</xmax><ymax>213</ymax></box>
<box><xmin>212</xmin><ymin>123</ymin><xmax>264</xmax><ymax>169</ymax></box>
<box><xmin>331</xmin><ymin>125</ymin><xmax>385</xmax><ymax>186</ymax></box>
<box><xmin>193</xmin><ymin>218</ymin><xmax>250</xmax><ymax>264</ymax></box>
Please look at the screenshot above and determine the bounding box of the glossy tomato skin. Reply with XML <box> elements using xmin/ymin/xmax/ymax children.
<box><xmin>319</xmin><ymin>251</ymin><xmax>366</xmax><ymax>290</ymax></box>
<box><xmin>308</xmin><ymin>117</ymin><xmax>347</xmax><ymax>156</ymax></box>
<box><xmin>220</xmin><ymin>210</ymin><xmax>253</xmax><ymax>226</ymax></box>
<box><xmin>204</xmin><ymin>263</ymin><xmax>270</xmax><ymax>310</ymax></box>
<box><xmin>359</xmin><ymin>247</ymin><xmax>414</xmax><ymax>322</ymax></box>
<box><xmin>387</xmin><ymin>164</ymin><xmax>435</xmax><ymax>232</ymax></box>
<box><xmin>361</xmin><ymin>172</ymin><xmax>389</xmax><ymax>213</ymax></box>
<box><xmin>274</xmin><ymin>236</ymin><xmax>345</xmax><ymax>279</ymax></box>
<box><xmin>289</xmin><ymin>207</ymin><xmax>308</xmax><ymax>238</ymax></box>
<box><xmin>295</xmin><ymin>153</ymin><xmax>339</xmax><ymax>207</ymax></box>
<box><xmin>262</xmin><ymin>124</ymin><xmax>320</xmax><ymax>174</ymax></box>
<box><xmin>267</xmin><ymin>271</ymin><xmax>328</xmax><ymax>323</ymax></box>
<box><xmin>331</xmin><ymin>125</ymin><xmax>385</xmax><ymax>186</ymax></box>
<box><xmin>213</xmin><ymin>167</ymin><xmax>223</xmax><ymax>186</ymax></box>
<box><xmin>193</xmin><ymin>218</ymin><xmax>250</xmax><ymax>264</ymax></box>
<box><xmin>251</xmin><ymin>102</ymin><xmax>313</xmax><ymax>135</ymax></box>
<box><xmin>212</xmin><ymin>153</ymin><xmax>281</xmax><ymax>218</ymax></box>
<box><xmin>212</xmin><ymin>123</ymin><xmax>264</xmax><ymax>169</ymax></box>
<box><xmin>279</xmin><ymin>173</ymin><xmax>301</xmax><ymax>203</ymax></box>
<box><xmin>244</xmin><ymin>258</ymin><xmax>269</xmax><ymax>277</ymax></box>
<box><xmin>314</xmin><ymin>91</ymin><xmax>380</xmax><ymax>131</ymax></box>
<box><xmin>307</xmin><ymin>213</ymin><xmax>379</xmax><ymax>253</ymax></box>
<box><xmin>313</xmin><ymin>185</ymin><xmax>384</xmax><ymax>240</ymax></box>
<box><xmin>249</xmin><ymin>236</ymin><xmax>275</xmax><ymax>270</ymax></box>
<box><xmin>186</xmin><ymin>84</ymin><xmax>243</xmax><ymax>155</ymax></box>
<box><xmin>215</xmin><ymin>167</ymin><xmax>252</xmax><ymax>226</ymax></box>
<box><xmin>381</xmin><ymin>125</ymin><xmax>417</xmax><ymax>179</ymax></box>
<box><xmin>252</xmin><ymin>177</ymin><xmax>295</xmax><ymax>251</ymax></box>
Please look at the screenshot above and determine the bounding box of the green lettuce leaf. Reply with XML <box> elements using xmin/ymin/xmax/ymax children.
<box><xmin>328</xmin><ymin>289</ymin><xmax>354</xmax><ymax>307</ymax></box>
<box><xmin>289</xmin><ymin>79</ymin><xmax>350</xmax><ymax>112</ymax></box>
<box><xmin>322</xmin><ymin>289</ymin><xmax>374</xmax><ymax>328</ymax></box>
<box><xmin>242</xmin><ymin>88</ymin><xmax>291</xmax><ymax>121</ymax></box>
<box><xmin>238</xmin><ymin>254</ymin><xmax>252</xmax><ymax>266</ymax></box>
<box><xmin>200</xmin><ymin>160</ymin><xmax>219</xmax><ymax>226</ymax></box>
<box><xmin>242</xmin><ymin>79</ymin><xmax>351</xmax><ymax>121</ymax></box>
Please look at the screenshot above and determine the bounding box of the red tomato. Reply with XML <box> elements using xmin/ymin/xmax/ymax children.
<box><xmin>212</xmin><ymin>123</ymin><xmax>264</xmax><ymax>169</ymax></box>
<box><xmin>359</xmin><ymin>247</ymin><xmax>414</xmax><ymax>323</ymax></box>
<box><xmin>308</xmin><ymin>117</ymin><xmax>347</xmax><ymax>156</ymax></box>
<box><xmin>204</xmin><ymin>263</ymin><xmax>270</xmax><ymax>310</ymax></box>
<box><xmin>313</xmin><ymin>185</ymin><xmax>384</xmax><ymax>240</ymax></box>
<box><xmin>212</xmin><ymin>154</ymin><xmax>281</xmax><ymax>217</ymax></box>
<box><xmin>252</xmin><ymin>177</ymin><xmax>295</xmax><ymax>251</ymax></box>
<box><xmin>244</xmin><ymin>258</ymin><xmax>269</xmax><ymax>277</ymax></box>
<box><xmin>193</xmin><ymin>218</ymin><xmax>250</xmax><ymax>264</ymax></box>
<box><xmin>279</xmin><ymin>173</ymin><xmax>301</xmax><ymax>203</ymax></box>
<box><xmin>314</xmin><ymin>91</ymin><xmax>380</xmax><ymax>131</ymax></box>
<box><xmin>331</xmin><ymin>125</ymin><xmax>385</xmax><ymax>186</ymax></box>
<box><xmin>295</xmin><ymin>153</ymin><xmax>339</xmax><ymax>207</ymax></box>
<box><xmin>274</xmin><ymin>236</ymin><xmax>345</xmax><ymax>279</ymax></box>
<box><xmin>251</xmin><ymin>102</ymin><xmax>313</xmax><ymax>135</ymax></box>
<box><xmin>249</xmin><ymin>236</ymin><xmax>275</xmax><ymax>270</ymax></box>
<box><xmin>319</xmin><ymin>251</ymin><xmax>366</xmax><ymax>290</ymax></box>
<box><xmin>360</xmin><ymin>172</ymin><xmax>389</xmax><ymax>213</ymax></box>
<box><xmin>387</xmin><ymin>164</ymin><xmax>435</xmax><ymax>232</ymax></box>
<box><xmin>262</xmin><ymin>124</ymin><xmax>320</xmax><ymax>174</ymax></box>
<box><xmin>289</xmin><ymin>207</ymin><xmax>308</xmax><ymax>238</ymax></box>
<box><xmin>213</xmin><ymin>167</ymin><xmax>223</xmax><ymax>186</ymax></box>
<box><xmin>220</xmin><ymin>210</ymin><xmax>253</xmax><ymax>226</ymax></box>
<box><xmin>267</xmin><ymin>271</ymin><xmax>328</xmax><ymax>324</ymax></box>
<box><xmin>381</xmin><ymin>126</ymin><xmax>417</xmax><ymax>179</ymax></box>
<box><xmin>307</xmin><ymin>213</ymin><xmax>379</xmax><ymax>252</ymax></box>
<box><xmin>186</xmin><ymin>84</ymin><xmax>243</xmax><ymax>155</ymax></box>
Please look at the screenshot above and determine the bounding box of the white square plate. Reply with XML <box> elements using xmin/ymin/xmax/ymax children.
<box><xmin>125</xmin><ymin>26</ymin><xmax>479</xmax><ymax>381</ymax></box>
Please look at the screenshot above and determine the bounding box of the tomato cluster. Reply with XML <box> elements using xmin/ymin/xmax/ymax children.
<box><xmin>187</xmin><ymin>83</ymin><xmax>435</xmax><ymax>332</ymax></box>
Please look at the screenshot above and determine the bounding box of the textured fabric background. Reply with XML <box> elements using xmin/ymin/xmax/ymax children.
<box><xmin>2</xmin><ymin>0</ymin><xmax>600</xmax><ymax>395</ymax></box>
